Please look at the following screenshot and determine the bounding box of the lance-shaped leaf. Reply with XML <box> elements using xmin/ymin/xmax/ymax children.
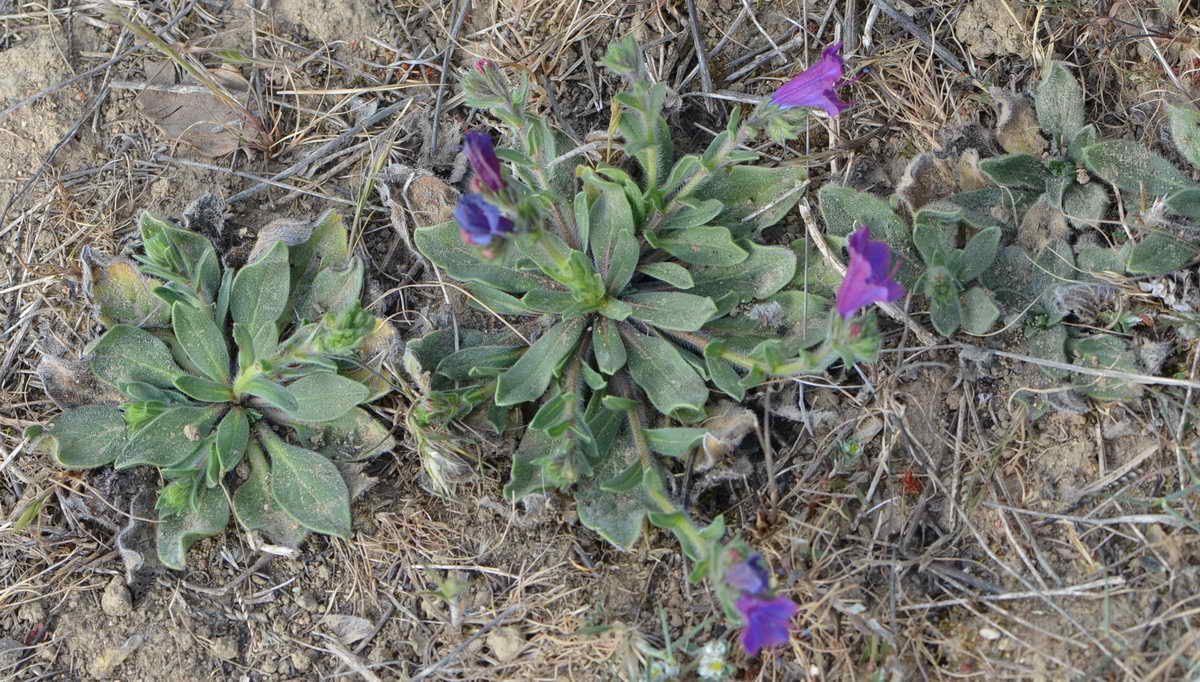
<box><xmin>233</xmin><ymin>439</ymin><xmax>308</xmax><ymax>547</ymax></box>
<box><xmin>215</xmin><ymin>407</ymin><xmax>249</xmax><ymax>472</ymax></box>
<box><xmin>171</xmin><ymin>302</ymin><xmax>230</xmax><ymax>384</ymax></box>
<box><xmin>586</xmin><ymin>172</ymin><xmax>639</xmax><ymax>294</ymax></box>
<box><xmin>35</xmin><ymin>405</ymin><xmax>127</xmax><ymax>469</ymax></box>
<box><xmin>644</xmin><ymin>428</ymin><xmax>706</xmax><ymax>458</ymax></box>
<box><xmin>282</xmin><ymin>372</ymin><xmax>369</xmax><ymax>423</ymax></box>
<box><xmin>623</xmin><ymin>330</ymin><xmax>708</xmax><ymax>423</ymax></box>
<box><xmin>956</xmin><ymin>226</ymin><xmax>1001</xmax><ymax>283</ymax></box>
<box><xmin>960</xmin><ymin>286</ymin><xmax>1000</xmax><ymax>335</ymax></box>
<box><xmin>139</xmin><ymin>212</ymin><xmax>221</xmax><ymax>297</ymax></box>
<box><xmin>1035</xmin><ymin>61</ymin><xmax>1085</xmax><ymax>143</ymax></box>
<box><xmin>295</xmin><ymin>256</ymin><xmax>365</xmax><ymax>322</ymax></box>
<box><xmin>1082</xmin><ymin>140</ymin><xmax>1192</xmax><ymax>198</ymax></box>
<box><xmin>257</xmin><ymin>425</ymin><xmax>352</xmax><ymax>538</ymax></box>
<box><xmin>575</xmin><ymin>426</ymin><xmax>648</xmax><ymax>550</ymax></box>
<box><xmin>978</xmin><ymin>154</ymin><xmax>1050</xmax><ymax>190</ymax></box>
<box><xmin>689</xmin><ymin>242</ymin><xmax>796</xmax><ymax>306</ymax></box>
<box><xmin>592</xmin><ymin>317</ymin><xmax>626</xmax><ymax>375</ymax></box>
<box><xmin>1168</xmin><ymin>103</ymin><xmax>1200</xmax><ymax>169</ymax></box>
<box><xmin>117</xmin><ymin>405</ymin><xmax>223</xmax><ymax>469</ymax></box>
<box><xmin>242</xmin><ymin>375</ymin><xmax>300</xmax><ymax>413</ymax></box>
<box><xmin>231</xmin><ymin>239</ymin><xmax>289</xmax><ymax>359</ymax></box>
<box><xmin>88</xmin><ymin>324</ymin><xmax>186</xmax><ymax>390</ymax></box>
<box><xmin>173</xmin><ymin>374</ymin><xmax>235</xmax><ymax>402</ymax></box>
<box><xmin>312</xmin><ymin>407</ymin><xmax>396</xmax><ymax>461</ymax></box>
<box><xmin>650</xmin><ymin>226</ymin><xmax>747</xmax><ymax>266</ymax></box>
<box><xmin>1125</xmin><ymin>232</ymin><xmax>1200</xmax><ymax>275</ymax></box>
<box><xmin>415</xmin><ymin>221</ymin><xmax>546</xmax><ymax>293</ymax></box>
<box><xmin>623</xmin><ymin>292</ymin><xmax>717</xmax><ymax>331</ymax></box>
<box><xmin>636</xmin><ymin>262</ymin><xmax>694</xmax><ymax>289</ymax></box>
<box><xmin>436</xmin><ymin>345</ymin><xmax>522</xmax><ymax>381</ymax></box>
<box><xmin>818</xmin><ymin>184</ymin><xmax>917</xmax><ymax>285</ymax></box>
<box><xmin>495</xmin><ymin>317</ymin><xmax>586</xmax><ymax>406</ymax></box>
<box><xmin>157</xmin><ymin>482</ymin><xmax>230</xmax><ymax>570</ymax></box>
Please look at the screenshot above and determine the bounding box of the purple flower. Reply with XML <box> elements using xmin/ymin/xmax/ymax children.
<box><xmin>770</xmin><ymin>43</ymin><xmax>849</xmax><ymax>118</ymax></box>
<box><xmin>736</xmin><ymin>594</ymin><xmax>798</xmax><ymax>656</ymax></box>
<box><xmin>453</xmin><ymin>193</ymin><xmax>513</xmax><ymax>246</ymax></box>
<box><xmin>726</xmin><ymin>554</ymin><xmax>770</xmax><ymax>595</ymax></box>
<box><xmin>836</xmin><ymin>226</ymin><xmax>905</xmax><ymax>319</ymax></box>
<box><xmin>463</xmin><ymin>131</ymin><xmax>504</xmax><ymax>192</ymax></box>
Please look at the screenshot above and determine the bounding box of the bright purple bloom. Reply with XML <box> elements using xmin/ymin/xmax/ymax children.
<box><xmin>770</xmin><ymin>43</ymin><xmax>849</xmax><ymax>118</ymax></box>
<box><xmin>463</xmin><ymin>131</ymin><xmax>504</xmax><ymax>192</ymax></box>
<box><xmin>736</xmin><ymin>594</ymin><xmax>799</xmax><ymax>656</ymax></box>
<box><xmin>836</xmin><ymin>226</ymin><xmax>905</xmax><ymax>318</ymax></box>
<box><xmin>726</xmin><ymin>554</ymin><xmax>770</xmax><ymax>594</ymax></box>
<box><xmin>453</xmin><ymin>193</ymin><xmax>513</xmax><ymax>246</ymax></box>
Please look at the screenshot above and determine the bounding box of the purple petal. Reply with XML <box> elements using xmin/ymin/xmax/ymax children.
<box><xmin>770</xmin><ymin>43</ymin><xmax>849</xmax><ymax>117</ymax></box>
<box><xmin>737</xmin><ymin>594</ymin><xmax>798</xmax><ymax>656</ymax></box>
<box><xmin>836</xmin><ymin>226</ymin><xmax>905</xmax><ymax>318</ymax></box>
<box><xmin>463</xmin><ymin>132</ymin><xmax>504</xmax><ymax>192</ymax></box>
<box><xmin>453</xmin><ymin>193</ymin><xmax>513</xmax><ymax>246</ymax></box>
<box><xmin>726</xmin><ymin>554</ymin><xmax>771</xmax><ymax>595</ymax></box>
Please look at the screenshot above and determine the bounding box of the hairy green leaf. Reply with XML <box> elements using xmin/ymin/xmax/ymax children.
<box><xmin>258</xmin><ymin>426</ymin><xmax>352</xmax><ymax>538</ymax></box>
<box><xmin>283</xmin><ymin>372</ymin><xmax>369</xmax><ymax>423</ymax></box>
<box><xmin>651</xmin><ymin>226</ymin><xmax>747</xmax><ymax>266</ymax></box>
<box><xmin>118</xmin><ymin>405</ymin><xmax>223</xmax><ymax>469</ymax></box>
<box><xmin>231</xmin><ymin>239</ymin><xmax>289</xmax><ymax>360</ymax></box>
<box><xmin>171</xmin><ymin>302</ymin><xmax>230</xmax><ymax>383</ymax></box>
<box><xmin>1082</xmin><ymin>140</ymin><xmax>1192</xmax><ymax>198</ymax></box>
<box><xmin>415</xmin><ymin>221</ymin><xmax>546</xmax><ymax>293</ymax></box>
<box><xmin>233</xmin><ymin>439</ymin><xmax>308</xmax><ymax>547</ymax></box>
<box><xmin>623</xmin><ymin>292</ymin><xmax>717</xmax><ymax>331</ymax></box>
<box><xmin>215</xmin><ymin>407</ymin><xmax>249</xmax><ymax>472</ymax></box>
<box><xmin>960</xmin><ymin>286</ymin><xmax>1000</xmax><ymax>335</ymax></box>
<box><xmin>592</xmin><ymin>318</ymin><xmax>626</xmax><ymax>375</ymax></box>
<box><xmin>587</xmin><ymin>173</ymin><xmax>639</xmax><ymax>294</ymax></box>
<box><xmin>1035</xmin><ymin>61</ymin><xmax>1085</xmax><ymax>143</ymax></box>
<box><xmin>624</xmin><ymin>330</ymin><xmax>708</xmax><ymax>423</ymax></box>
<box><xmin>36</xmin><ymin>405</ymin><xmax>126</xmax><ymax>469</ymax></box>
<box><xmin>1125</xmin><ymin>232</ymin><xmax>1200</xmax><ymax>275</ymax></box>
<box><xmin>1167</xmin><ymin>103</ymin><xmax>1200</xmax><ymax>169</ymax></box>
<box><xmin>157</xmin><ymin>482</ymin><xmax>229</xmax><ymax>570</ymax></box>
<box><xmin>173</xmin><ymin>374</ymin><xmax>235</xmax><ymax>402</ymax></box>
<box><xmin>636</xmin><ymin>262</ymin><xmax>694</xmax><ymax>289</ymax></box>
<box><xmin>495</xmin><ymin>317</ymin><xmax>586</xmax><ymax>406</ymax></box>
<box><xmin>88</xmin><ymin>324</ymin><xmax>186</xmax><ymax>390</ymax></box>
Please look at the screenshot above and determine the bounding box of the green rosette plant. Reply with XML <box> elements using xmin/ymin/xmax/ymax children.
<box><xmin>29</xmin><ymin>209</ymin><xmax>397</xmax><ymax>569</ymax></box>
<box><xmin>818</xmin><ymin>59</ymin><xmax>1200</xmax><ymax>401</ymax></box>
<box><xmin>408</xmin><ymin>38</ymin><xmax>898</xmax><ymax>653</ymax></box>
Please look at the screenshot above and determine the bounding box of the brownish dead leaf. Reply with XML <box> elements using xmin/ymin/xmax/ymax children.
<box><xmin>139</xmin><ymin>60</ymin><xmax>267</xmax><ymax>158</ymax></box>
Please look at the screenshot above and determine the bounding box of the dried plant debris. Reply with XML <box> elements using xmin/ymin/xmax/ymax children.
<box><xmin>139</xmin><ymin>60</ymin><xmax>268</xmax><ymax>158</ymax></box>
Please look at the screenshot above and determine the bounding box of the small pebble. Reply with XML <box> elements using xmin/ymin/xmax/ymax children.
<box><xmin>101</xmin><ymin>577</ymin><xmax>133</xmax><ymax>617</ymax></box>
<box><xmin>979</xmin><ymin>627</ymin><xmax>1002</xmax><ymax>640</ymax></box>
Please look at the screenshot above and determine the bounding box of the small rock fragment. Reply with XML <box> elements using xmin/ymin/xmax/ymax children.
<box><xmin>486</xmin><ymin>626</ymin><xmax>525</xmax><ymax>663</ymax></box>
<box><xmin>101</xmin><ymin>576</ymin><xmax>133</xmax><ymax>617</ymax></box>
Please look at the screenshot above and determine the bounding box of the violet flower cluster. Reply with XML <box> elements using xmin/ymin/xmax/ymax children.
<box><xmin>772</xmin><ymin>42</ymin><xmax>849</xmax><ymax>118</ymax></box>
<box><xmin>725</xmin><ymin>553</ymin><xmax>798</xmax><ymax>656</ymax></box>
<box><xmin>836</xmin><ymin>226</ymin><xmax>905</xmax><ymax>318</ymax></box>
<box><xmin>453</xmin><ymin>132</ymin><xmax>513</xmax><ymax>246</ymax></box>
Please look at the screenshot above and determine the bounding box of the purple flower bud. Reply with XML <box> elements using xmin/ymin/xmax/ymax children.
<box><xmin>736</xmin><ymin>594</ymin><xmax>798</xmax><ymax>656</ymax></box>
<box><xmin>453</xmin><ymin>193</ymin><xmax>513</xmax><ymax>246</ymax></box>
<box><xmin>726</xmin><ymin>553</ymin><xmax>771</xmax><ymax>595</ymax></box>
<box><xmin>463</xmin><ymin>131</ymin><xmax>504</xmax><ymax>192</ymax></box>
<box><xmin>836</xmin><ymin>226</ymin><xmax>905</xmax><ymax>319</ymax></box>
<box><xmin>770</xmin><ymin>43</ymin><xmax>849</xmax><ymax>118</ymax></box>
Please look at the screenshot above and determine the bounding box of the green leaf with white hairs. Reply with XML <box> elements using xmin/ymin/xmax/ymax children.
<box><xmin>282</xmin><ymin>372</ymin><xmax>369</xmax><ymax>423</ymax></box>
<box><xmin>436</xmin><ymin>345</ymin><xmax>523</xmax><ymax>381</ymax></box>
<box><xmin>84</xmin><ymin>249</ymin><xmax>170</xmax><ymax>328</ymax></box>
<box><xmin>624</xmin><ymin>330</ymin><xmax>708</xmax><ymax>423</ymax></box>
<box><xmin>960</xmin><ymin>286</ymin><xmax>1000</xmax><ymax>335</ymax></box>
<box><xmin>925</xmin><ymin>265</ymin><xmax>962</xmax><ymax>337</ymax></box>
<box><xmin>1167</xmin><ymin>103</ymin><xmax>1200</xmax><ymax>169</ymax></box>
<box><xmin>215</xmin><ymin>407</ymin><xmax>249</xmax><ymax>472</ymax></box>
<box><xmin>636</xmin><ymin>262</ymin><xmax>693</xmax><ymax>289</ymax></box>
<box><xmin>818</xmin><ymin>184</ymin><xmax>917</xmax><ymax>285</ymax></box>
<box><xmin>257</xmin><ymin>426</ymin><xmax>352</xmax><ymax>538</ymax></box>
<box><xmin>1063</xmin><ymin>181</ymin><xmax>1109</xmax><ymax>229</ymax></box>
<box><xmin>688</xmin><ymin>242</ymin><xmax>795</xmax><ymax>304</ymax></box>
<box><xmin>36</xmin><ymin>405</ymin><xmax>127</xmax><ymax>469</ymax></box>
<box><xmin>415</xmin><ymin>221</ymin><xmax>547</xmax><ymax>293</ymax></box>
<box><xmin>88</xmin><ymin>324</ymin><xmax>186</xmax><ymax>390</ymax></box>
<box><xmin>650</xmin><ymin>226</ymin><xmax>748</xmax><ymax>266</ymax></box>
<box><xmin>1035</xmin><ymin>61</ymin><xmax>1085</xmax><ymax>144</ymax></box>
<box><xmin>1166</xmin><ymin>188</ymin><xmax>1200</xmax><ymax>221</ymax></box>
<box><xmin>586</xmin><ymin>171</ymin><xmax>640</xmax><ymax>295</ymax></box>
<box><xmin>1125</xmin><ymin>232</ymin><xmax>1200</xmax><ymax>275</ymax></box>
<box><xmin>231</xmin><ymin>239</ymin><xmax>289</xmax><ymax>360</ymax></box>
<box><xmin>1082</xmin><ymin>140</ymin><xmax>1192</xmax><ymax>198</ymax></box>
<box><xmin>117</xmin><ymin>405</ymin><xmax>223</xmax><ymax>469</ymax></box>
<box><xmin>623</xmin><ymin>292</ymin><xmax>717</xmax><ymax>331</ymax></box>
<box><xmin>592</xmin><ymin>318</ymin><xmax>626</xmax><ymax>375</ymax></box>
<box><xmin>660</xmin><ymin>199</ymin><xmax>723</xmax><ymax>230</ymax></box>
<box><xmin>574</xmin><ymin>427</ymin><xmax>647</xmax><ymax>550</ymax></box>
<box><xmin>173</xmin><ymin>374</ymin><xmax>235</xmax><ymax>402</ymax></box>
<box><xmin>157</xmin><ymin>481</ymin><xmax>229</xmax><ymax>570</ymax></box>
<box><xmin>171</xmin><ymin>302</ymin><xmax>230</xmax><ymax>384</ymax></box>
<box><xmin>644</xmin><ymin>428</ymin><xmax>706</xmax><ymax>458</ymax></box>
<box><xmin>957</xmin><ymin>226</ymin><xmax>1001</xmax><ymax>283</ymax></box>
<box><xmin>979</xmin><ymin>154</ymin><xmax>1050</xmax><ymax>190</ymax></box>
<box><xmin>242</xmin><ymin>376</ymin><xmax>299</xmax><ymax>413</ymax></box>
<box><xmin>495</xmin><ymin>317</ymin><xmax>586</xmax><ymax>406</ymax></box>
<box><xmin>233</xmin><ymin>439</ymin><xmax>308</xmax><ymax>547</ymax></box>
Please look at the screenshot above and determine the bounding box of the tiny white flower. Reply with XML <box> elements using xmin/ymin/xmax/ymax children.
<box><xmin>697</xmin><ymin>640</ymin><xmax>729</xmax><ymax>680</ymax></box>
<box><xmin>647</xmin><ymin>659</ymin><xmax>679</xmax><ymax>682</ymax></box>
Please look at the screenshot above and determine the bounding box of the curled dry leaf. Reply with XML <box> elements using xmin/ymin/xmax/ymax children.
<box><xmin>990</xmin><ymin>89</ymin><xmax>1047</xmax><ymax>156</ymax></box>
<box><xmin>699</xmin><ymin>401</ymin><xmax>758</xmax><ymax>472</ymax></box>
<box><xmin>896</xmin><ymin>150</ymin><xmax>989</xmax><ymax>216</ymax></box>
<box><xmin>140</xmin><ymin>60</ymin><xmax>268</xmax><ymax>158</ymax></box>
